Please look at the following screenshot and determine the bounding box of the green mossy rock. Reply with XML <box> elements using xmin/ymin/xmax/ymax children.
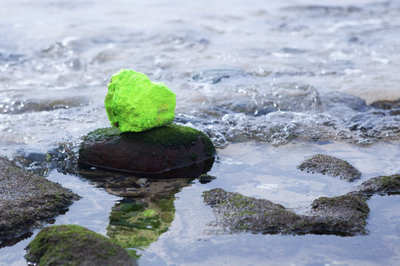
<box><xmin>0</xmin><ymin>157</ymin><xmax>79</xmax><ymax>240</ymax></box>
<box><xmin>79</xmin><ymin>124</ymin><xmax>215</xmax><ymax>177</ymax></box>
<box><xmin>203</xmin><ymin>188</ymin><xmax>369</xmax><ymax>236</ymax></box>
<box><xmin>105</xmin><ymin>69</ymin><xmax>176</xmax><ymax>132</ymax></box>
<box><xmin>25</xmin><ymin>225</ymin><xmax>137</xmax><ymax>266</ymax></box>
<box><xmin>352</xmin><ymin>174</ymin><xmax>400</xmax><ymax>196</ymax></box>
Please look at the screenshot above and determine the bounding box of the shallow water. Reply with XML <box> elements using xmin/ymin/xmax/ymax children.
<box><xmin>2</xmin><ymin>141</ymin><xmax>400</xmax><ymax>265</ymax></box>
<box><xmin>1</xmin><ymin>0</ymin><xmax>400</xmax><ymax>265</ymax></box>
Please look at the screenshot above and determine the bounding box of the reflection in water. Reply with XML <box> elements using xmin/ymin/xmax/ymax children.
<box><xmin>77</xmin><ymin>158</ymin><xmax>215</xmax><ymax>258</ymax></box>
<box><xmin>107</xmin><ymin>195</ymin><xmax>176</xmax><ymax>258</ymax></box>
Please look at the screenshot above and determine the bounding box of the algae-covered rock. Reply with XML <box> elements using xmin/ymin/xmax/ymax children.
<box><xmin>105</xmin><ymin>69</ymin><xmax>176</xmax><ymax>132</ymax></box>
<box><xmin>0</xmin><ymin>157</ymin><xmax>79</xmax><ymax>240</ymax></box>
<box><xmin>203</xmin><ymin>188</ymin><xmax>369</xmax><ymax>236</ymax></box>
<box><xmin>352</xmin><ymin>174</ymin><xmax>400</xmax><ymax>196</ymax></box>
<box><xmin>79</xmin><ymin>124</ymin><xmax>215</xmax><ymax>177</ymax></box>
<box><xmin>25</xmin><ymin>225</ymin><xmax>137</xmax><ymax>266</ymax></box>
<box><xmin>297</xmin><ymin>154</ymin><xmax>361</xmax><ymax>181</ymax></box>
<box><xmin>309</xmin><ymin>193</ymin><xmax>369</xmax><ymax>235</ymax></box>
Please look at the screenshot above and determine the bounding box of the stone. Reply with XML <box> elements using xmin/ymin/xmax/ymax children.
<box><xmin>24</xmin><ymin>225</ymin><xmax>137</xmax><ymax>266</ymax></box>
<box><xmin>352</xmin><ymin>174</ymin><xmax>400</xmax><ymax>196</ymax></box>
<box><xmin>78</xmin><ymin>124</ymin><xmax>215</xmax><ymax>177</ymax></box>
<box><xmin>202</xmin><ymin>188</ymin><xmax>369</xmax><ymax>236</ymax></box>
<box><xmin>297</xmin><ymin>154</ymin><xmax>361</xmax><ymax>181</ymax></box>
<box><xmin>105</xmin><ymin>69</ymin><xmax>176</xmax><ymax>132</ymax></box>
<box><xmin>0</xmin><ymin>157</ymin><xmax>80</xmax><ymax>240</ymax></box>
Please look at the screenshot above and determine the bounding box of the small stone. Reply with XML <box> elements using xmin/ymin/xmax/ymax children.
<box><xmin>105</xmin><ymin>69</ymin><xmax>176</xmax><ymax>132</ymax></box>
<box><xmin>297</xmin><ymin>154</ymin><xmax>361</xmax><ymax>181</ymax></box>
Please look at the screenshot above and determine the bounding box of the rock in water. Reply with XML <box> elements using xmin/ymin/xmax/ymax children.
<box><xmin>297</xmin><ymin>154</ymin><xmax>361</xmax><ymax>181</ymax></box>
<box><xmin>78</xmin><ymin>124</ymin><xmax>216</xmax><ymax>177</ymax></box>
<box><xmin>105</xmin><ymin>69</ymin><xmax>176</xmax><ymax>132</ymax></box>
<box><xmin>25</xmin><ymin>225</ymin><xmax>137</xmax><ymax>266</ymax></box>
<box><xmin>0</xmin><ymin>157</ymin><xmax>79</xmax><ymax>240</ymax></box>
<box><xmin>202</xmin><ymin>188</ymin><xmax>369</xmax><ymax>236</ymax></box>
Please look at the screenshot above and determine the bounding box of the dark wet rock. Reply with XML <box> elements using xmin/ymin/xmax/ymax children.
<box><xmin>0</xmin><ymin>97</ymin><xmax>87</xmax><ymax>115</ymax></box>
<box><xmin>203</xmin><ymin>188</ymin><xmax>369</xmax><ymax>236</ymax></box>
<box><xmin>344</xmin><ymin>111</ymin><xmax>400</xmax><ymax>142</ymax></box>
<box><xmin>197</xmin><ymin>174</ymin><xmax>217</xmax><ymax>184</ymax></box>
<box><xmin>79</xmin><ymin>124</ymin><xmax>216</xmax><ymax>177</ymax></box>
<box><xmin>309</xmin><ymin>193</ymin><xmax>369</xmax><ymax>235</ymax></box>
<box><xmin>13</xmin><ymin>142</ymin><xmax>81</xmax><ymax>177</ymax></box>
<box><xmin>352</xmin><ymin>174</ymin><xmax>400</xmax><ymax>196</ymax></box>
<box><xmin>283</xmin><ymin>5</ymin><xmax>362</xmax><ymax>16</ymax></box>
<box><xmin>25</xmin><ymin>225</ymin><xmax>137</xmax><ymax>266</ymax></box>
<box><xmin>297</xmin><ymin>154</ymin><xmax>361</xmax><ymax>181</ymax></box>
<box><xmin>281</xmin><ymin>47</ymin><xmax>307</xmax><ymax>54</ymax></box>
<box><xmin>370</xmin><ymin>99</ymin><xmax>400</xmax><ymax>110</ymax></box>
<box><xmin>0</xmin><ymin>157</ymin><xmax>80</xmax><ymax>240</ymax></box>
<box><xmin>192</xmin><ymin>68</ymin><xmax>246</xmax><ymax>84</ymax></box>
<box><xmin>0</xmin><ymin>100</ymin><xmax>51</xmax><ymax>114</ymax></box>
<box><xmin>323</xmin><ymin>91</ymin><xmax>371</xmax><ymax>114</ymax></box>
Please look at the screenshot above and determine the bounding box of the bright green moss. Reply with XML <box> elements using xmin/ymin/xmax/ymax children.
<box><xmin>105</xmin><ymin>69</ymin><xmax>176</xmax><ymax>132</ymax></box>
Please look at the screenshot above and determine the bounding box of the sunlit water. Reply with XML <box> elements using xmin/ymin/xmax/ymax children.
<box><xmin>0</xmin><ymin>0</ymin><xmax>400</xmax><ymax>265</ymax></box>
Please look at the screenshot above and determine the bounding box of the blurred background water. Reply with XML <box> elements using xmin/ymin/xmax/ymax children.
<box><xmin>0</xmin><ymin>0</ymin><xmax>400</xmax><ymax>265</ymax></box>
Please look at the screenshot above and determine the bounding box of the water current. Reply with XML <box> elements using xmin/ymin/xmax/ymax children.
<box><xmin>0</xmin><ymin>0</ymin><xmax>400</xmax><ymax>265</ymax></box>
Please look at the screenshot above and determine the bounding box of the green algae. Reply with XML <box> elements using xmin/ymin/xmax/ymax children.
<box><xmin>105</xmin><ymin>69</ymin><xmax>176</xmax><ymax>132</ymax></box>
<box><xmin>297</xmin><ymin>154</ymin><xmax>361</xmax><ymax>181</ymax></box>
<box><xmin>25</xmin><ymin>225</ymin><xmax>137</xmax><ymax>266</ymax></box>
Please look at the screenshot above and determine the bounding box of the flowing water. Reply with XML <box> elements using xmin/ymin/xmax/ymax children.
<box><xmin>1</xmin><ymin>0</ymin><xmax>400</xmax><ymax>265</ymax></box>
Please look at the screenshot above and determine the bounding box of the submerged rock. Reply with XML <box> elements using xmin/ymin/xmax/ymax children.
<box><xmin>79</xmin><ymin>124</ymin><xmax>215</xmax><ymax>177</ymax></box>
<box><xmin>0</xmin><ymin>157</ymin><xmax>80</xmax><ymax>240</ymax></box>
<box><xmin>370</xmin><ymin>99</ymin><xmax>400</xmax><ymax>110</ymax></box>
<box><xmin>105</xmin><ymin>69</ymin><xmax>176</xmax><ymax>132</ymax></box>
<box><xmin>197</xmin><ymin>174</ymin><xmax>217</xmax><ymax>184</ymax></box>
<box><xmin>25</xmin><ymin>225</ymin><xmax>137</xmax><ymax>266</ymax></box>
<box><xmin>203</xmin><ymin>188</ymin><xmax>369</xmax><ymax>236</ymax></box>
<box><xmin>297</xmin><ymin>154</ymin><xmax>361</xmax><ymax>181</ymax></box>
<box><xmin>352</xmin><ymin>174</ymin><xmax>400</xmax><ymax>196</ymax></box>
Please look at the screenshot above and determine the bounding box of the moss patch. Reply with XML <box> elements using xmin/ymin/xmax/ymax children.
<box><xmin>25</xmin><ymin>225</ymin><xmax>137</xmax><ymax>266</ymax></box>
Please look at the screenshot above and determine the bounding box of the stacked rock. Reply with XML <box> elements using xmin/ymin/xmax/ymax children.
<box><xmin>79</xmin><ymin>69</ymin><xmax>215</xmax><ymax>177</ymax></box>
